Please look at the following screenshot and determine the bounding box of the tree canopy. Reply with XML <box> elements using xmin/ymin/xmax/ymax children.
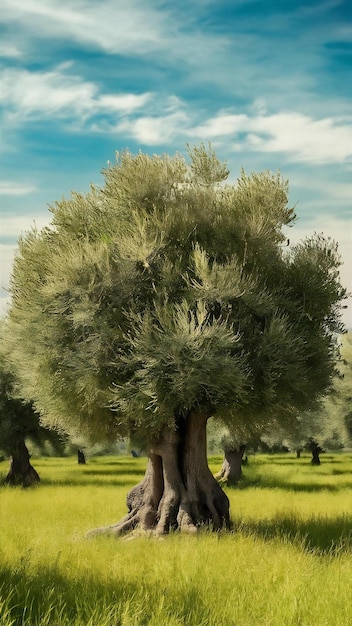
<box><xmin>4</xmin><ymin>145</ymin><xmax>347</xmax><ymax>532</ymax></box>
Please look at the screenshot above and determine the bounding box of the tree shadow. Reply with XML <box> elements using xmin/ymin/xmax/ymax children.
<box><xmin>82</xmin><ymin>468</ymin><xmax>145</xmax><ymax>477</ymax></box>
<box><xmin>0</xmin><ymin>556</ymin><xmax>216</xmax><ymax>626</ymax></box>
<box><xmin>38</xmin><ymin>475</ymin><xmax>142</xmax><ymax>488</ymax></box>
<box><xmin>0</xmin><ymin>561</ymin><xmax>139</xmax><ymax>626</ymax></box>
<box><xmin>234</xmin><ymin>476</ymin><xmax>352</xmax><ymax>492</ymax></box>
<box><xmin>229</xmin><ymin>464</ymin><xmax>352</xmax><ymax>492</ymax></box>
<box><xmin>233</xmin><ymin>513</ymin><xmax>352</xmax><ymax>555</ymax></box>
<box><xmin>262</xmin><ymin>458</ymin><xmax>347</xmax><ymax>467</ymax></box>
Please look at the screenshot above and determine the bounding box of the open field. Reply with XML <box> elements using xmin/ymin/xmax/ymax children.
<box><xmin>1</xmin><ymin>453</ymin><xmax>352</xmax><ymax>625</ymax></box>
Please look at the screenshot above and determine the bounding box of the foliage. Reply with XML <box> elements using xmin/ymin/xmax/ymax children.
<box><xmin>335</xmin><ymin>331</ymin><xmax>352</xmax><ymax>437</ymax></box>
<box><xmin>261</xmin><ymin>331</ymin><xmax>352</xmax><ymax>453</ymax></box>
<box><xmin>1</xmin><ymin>454</ymin><xmax>352</xmax><ymax>625</ymax></box>
<box><xmin>0</xmin><ymin>327</ymin><xmax>65</xmax><ymax>457</ymax></box>
<box><xmin>5</xmin><ymin>145</ymin><xmax>347</xmax><ymax>444</ymax></box>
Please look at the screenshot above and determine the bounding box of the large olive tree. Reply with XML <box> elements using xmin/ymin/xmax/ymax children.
<box><xmin>5</xmin><ymin>145</ymin><xmax>346</xmax><ymax>534</ymax></box>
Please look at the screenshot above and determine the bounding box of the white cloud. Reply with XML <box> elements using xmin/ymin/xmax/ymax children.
<box><xmin>291</xmin><ymin>174</ymin><xmax>352</xmax><ymax>199</ymax></box>
<box><xmin>250</xmin><ymin>113</ymin><xmax>352</xmax><ymax>163</ymax></box>
<box><xmin>0</xmin><ymin>65</ymin><xmax>151</xmax><ymax>123</ymax></box>
<box><xmin>98</xmin><ymin>94</ymin><xmax>151</xmax><ymax>112</ymax></box>
<box><xmin>0</xmin><ymin>43</ymin><xmax>22</xmax><ymax>58</ymax></box>
<box><xmin>0</xmin><ymin>181</ymin><xmax>37</xmax><ymax>196</ymax></box>
<box><xmin>115</xmin><ymin>110</ymin><xmax>190</xmax><ymax>145</ymax></box>
<box><xmin>191</xmin><ymin>110</ymin><xmax>352</xmax><ymax>164</ymax></box>
<box><xmin>4</xmin><ymin>60</ymin><xmax>350</xmax><ymax>167</ymax></box>
<box><xmin>0</xmin><ymin>0</ymin><xmax>172</xmax><ymax>55</ymax></box>
<box><xmin>0</xmin><ymin>214</ymin><xmax>51</xmax><ymax>239</ymax></box>
<box><xmin>0</xmin><ymin>0</ymin><xmax>231</xmax><ymax>78</ymax></box>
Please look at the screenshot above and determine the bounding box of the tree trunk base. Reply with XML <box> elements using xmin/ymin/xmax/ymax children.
<box><xmin>215</xmin><ymin>446</ymin><xmax>246</xmax><ymax>486</ymax></box>
<box><xmin>87</xmin><ymin>413</ymin><xmax>231</xmax><ymax>538</ymax></box>
<box><xmin>5</xmin><ymin>440</ymin><xmax>40</xmax><ymax>487</ymax></box>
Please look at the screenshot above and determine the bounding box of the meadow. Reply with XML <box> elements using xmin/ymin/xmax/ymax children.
<box><xmin>1</xmin><ymin>452</ymin><xmax>352</xmax><ymax>626</ymax></box>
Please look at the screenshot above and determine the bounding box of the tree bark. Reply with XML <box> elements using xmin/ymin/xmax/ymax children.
<box><xmin>311</xmin><ymin>444</ymin><xmax>322</xmax><ymax>465</ymax></box>
<box><xmin>215</xmin><ymin>445</ymin><xmax>246</xmax><ymax>485</ymax></box>
<box><xmin>5</xmin><ymin>439</ymin><xmax>40</xmax><ymax>487</ymax></box>
<box><xmin>87</xmin><ymin>411</ymin><xmax>230</xmax><ymax>537</ymax></box>
<box><xmin>77</xmin><ymin>449</ymin><xmax>86</xmax><ymax>464</ymax></box>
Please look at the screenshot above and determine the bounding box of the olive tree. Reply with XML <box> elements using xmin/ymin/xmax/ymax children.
<box><xmin>0</xmin><ymin>332</ymin><xmax>66</xmax><ymax>485</ymax></box>
<box><xmin>5</xmin><ymin>145</ymin><xmax>346</xmax><ymax>534</ymax></box>
<box><xmin>0</xmin><ymin>353</ymin><xmax>40</xmax><ymax>486</ymax></box>
<box><xmin>261</xmin><ymin>333</ymin><xmax>352</xmax><ymax>461</ymax></box>
<box><xmin>208</xmin><ymin>419</ymin><xmax>261</xmax><ymax>485</ymax></box>
<box><xmin>335</xmin><ymin>332</ymin><xmax>352</xmax><ymax>439</ymax></box>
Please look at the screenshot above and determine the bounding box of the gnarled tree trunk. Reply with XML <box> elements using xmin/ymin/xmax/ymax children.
<box><xmin>88</xmin><ymin>411</ymin><xmax>230</xmax><ymax>537</ymax></box>
<box><xmin>215</xmin><ymin>445</ymin><xmax>246</xmax><ymax>485</ymax></box>
<box><xmin>5</xmin><ymin>439</ymin><xmax>40</xmax><ymax>487</ymax></box>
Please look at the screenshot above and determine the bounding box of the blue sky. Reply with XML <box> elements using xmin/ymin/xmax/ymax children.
<box><xmin>0</xmin><ymin>0</ymin><xmax>351</xmax><ymax>325</ymax></box>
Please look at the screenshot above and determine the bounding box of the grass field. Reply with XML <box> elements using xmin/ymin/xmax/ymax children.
<box><xmin>1</xmin><ymin>452</ymin><xmax>352</xmax><ymax>625</ymax></box>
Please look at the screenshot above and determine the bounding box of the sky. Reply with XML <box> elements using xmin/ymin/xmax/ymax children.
<box><xmin>0</xmin><ymin>0</ymin><xmax>351</xmax><ymax>326</ymax></box>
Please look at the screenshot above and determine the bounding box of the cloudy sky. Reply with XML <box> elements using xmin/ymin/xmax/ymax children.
<box><xmin>0</xmin><ymin>0</ymin><xmax>351</xmax><ymax>326</ymax></box>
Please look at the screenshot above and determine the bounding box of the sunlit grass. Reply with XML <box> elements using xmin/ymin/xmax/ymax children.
<box><xmin>1</xmin><ymin>453</ymin><xmax>352</xmax><ymax>625</ymax></box>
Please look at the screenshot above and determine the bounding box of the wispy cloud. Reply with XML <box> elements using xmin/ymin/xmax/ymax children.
<box><xmin>0</xmin><ymin>214</ymin><xmax>51</xmax><ymax>238</ymax></box>
<box><xmin>114</xmin><ymin>110</ymin><xmax>190</xmax><ymax>146</ymax></box>
<box><xmin>108</xmin><ymin>105</ymin><xmax>352</xmax><ymax>165</ymax></box>
<box><xmin>0</xmin><ymin>64</ymin><xmax>151</xmax><ymax>124</ymax></box>
<box><xmin>0</xmin><ymin>0</ymin><xmax>180</xmax><ymax>56</ymax></box>
<box><xmin>190</xmin><ymin>110</ymin><xmax>352</xmax><ymax>164</ymax></box>
<box><xmin>2</xmin><ymin>59</ymin><xmax>351</xmax><ymax>165</ymax></box>
<box><xmin>0</xmin><ymin>42</ymin><xmax>22</xmax><ymax>58</ymax></box>
<box><xmin>289</xmin><ymin>174</ymin><xmax>352</xmax><ymax>206</ymax></box>
<box><xmin>1</xmin><ymin>0</ymin><xmax>350</xmax><ymax>119</ymax></box>
<box><xmin>0</xmin><ymin>181</ymin><xmax>37</xmax><ymax>196</ymax></box>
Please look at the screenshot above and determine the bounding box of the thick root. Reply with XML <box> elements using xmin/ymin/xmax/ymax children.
<box><xmin>87</xmin><ymin>485</ymin><xmax>228</xmax><ymax>538</ymax></box>
<box><xmin>86</xmin><ymin>413</ymin><xmax>231</xmax><ymax>538</ymax></box>
<box><xmin>85</xmin><ymin>512</ymin><xmax>138</xmax><ymax>538</ymax></box>
<box><xmin>5</xmin><ymin>465</ymin><xmax>40</xmax><ymax>487</ymax></box>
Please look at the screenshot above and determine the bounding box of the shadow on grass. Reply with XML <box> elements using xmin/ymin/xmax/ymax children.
<box><xmin>0</xmin><ymin>562</ymin><xmax>139</xmax><ymax>626</ymax></box>
<box><xmin>262</xmin><ymin>458</ymin><xmax>347</xmax><ymax>467</ymax></box>
<box><xmin>231</xmin><ymin>470</ymin><xmax>352</xmax><ymax>493</ymax></box>
<box><xmin>234</xmin><ymin>513</ymin><xmax>352</xmax><ymax>555</ymax></box>
<box><xmin>38</xmin><ymin>475</ymin><xmax>143</xmax><ymax>488</ymax></box>
<box><xmin>82</xmin><ymin>468</ymin><xmax>145</xmax><ymax>477</ymax></box>
<box><xmin>0</xmin><ymin>559</ymin><xmax>218</xmax><ymax>626</ymax></box>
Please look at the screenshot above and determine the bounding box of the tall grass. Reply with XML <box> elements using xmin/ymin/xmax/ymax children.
<box><xmin>1</xmin><ymin>453</ymin><xmax>352</xmax><ymax>625</ymax></box>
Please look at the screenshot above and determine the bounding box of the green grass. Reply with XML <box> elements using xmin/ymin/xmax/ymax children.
<box><xmin>1</xmin><ymin>453</ymin><xmax>352</xmax><ymax>625</ymax></box>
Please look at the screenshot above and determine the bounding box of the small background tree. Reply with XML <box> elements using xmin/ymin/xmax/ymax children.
<box><xmin>0</xmin><ymin>356</ymin><xmax>66</xmax><ymax>486</ymax></box>
<box><xmin>208</xmin><ymin>418</ymin><xmax>261</xmax><ymax>485</ymax></box>
<box><xmin>261</xmin><ymin>333</ymin><xmax>352</xmax><ymax>461</ymax></box>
